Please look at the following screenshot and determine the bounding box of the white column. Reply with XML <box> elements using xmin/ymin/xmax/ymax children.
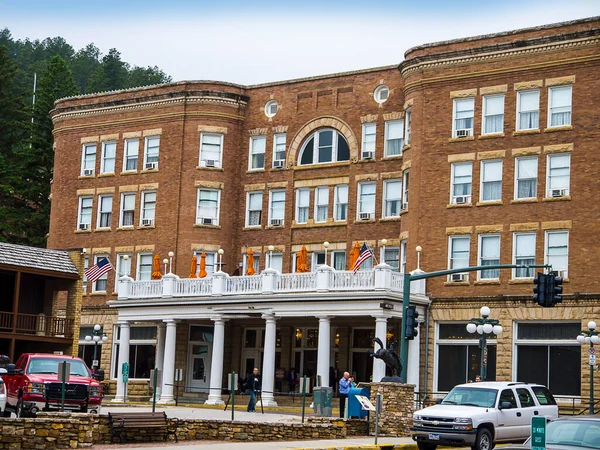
<box><xmin>154</xmin><ymin>322</ymin><xmax>166</xmax><ymax>396</ymax></box>
<box><xmin>205</xmin><ymin>316</ymin><xmax>226</xmax><ymax>405</ymax></box>
<box><xmin>258</xmin><ymin>314</ymin><xmax>278</xmax><ymax>407</ymax></box>
<box><xmin>113</xmin><ymin>321</ymin><xmax>130</xmax><ymax>402</ymax></box>
<box><xmin>316</xmin><ymin>316</ymin><xmax>331</xmax><ymax>388</ymax></box>
<box><xmin>407</xmin><ymin>321</ymin><xmax>421</xmax><ymax>389</ymax></box>
<box><xmin>372</xmin><ymin>316</ymin><xmax>388</xmax><ymax>382</ymax></box>
<box><xmin>158</xmin><ymin>319</ymin><xmax>177</xmax><ymax>404</ymax></box>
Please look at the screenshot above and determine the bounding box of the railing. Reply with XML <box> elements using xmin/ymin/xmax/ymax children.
<box><xmin>224</xmin><ymin>275</ymin><xmax>262</xmax><ymax>295</ymax></box>
<box><xmin>130</xmin><ymin>280</ymin><xmax>163</xmax><ymax>298</ymax></box>
<box><xmin>0</xmin><ymin>312</ymin><xmax>74</xmax><ymax>338</ymax></box>
<box><xmin>0</xmin><ymin>311</ymin><xmax>13</xmax><ymax>331</ymax></box>
<box><xmin>554</xmin><ymin>394</ymin><xmax>600</xmax><ymax>415</ymax></box>
<box><xmin>275</xmin><ymin>272</ymin><xmax>317</xmax><ymax>292</ymax></box>
<box><xmin>330</xmin><ymin>270</ymin><xmax>374</xmax><ymax>290</ymax></box>
<box><xmin>391</xmin><ymin>271</ymin><xmax>404</xmax><ymax>292</ymax></box>
<box><xmin>175</xmin><ymin>278</ymin><xmax>213</xmax><ymax>296</ymax></box>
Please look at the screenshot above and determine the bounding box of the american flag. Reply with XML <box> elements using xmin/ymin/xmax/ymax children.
<box><xmin>352</xmin><ymin>243</ymin><xmax>373</xmax><ymax>274</ymax></box>
<box><xmin>84</xmin><ymin>257</ymin><xmax>113</xmax><ymax>283</ymax></box>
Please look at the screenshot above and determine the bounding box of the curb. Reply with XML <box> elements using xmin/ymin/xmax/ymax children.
<box><xmin>292</xmin><ymin>444</ymin><xmax>418</xmax><ymax>450</ymax></box>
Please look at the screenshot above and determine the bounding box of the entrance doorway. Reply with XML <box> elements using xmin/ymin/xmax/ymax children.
<box><xmin>186</xmin><ymin>325</ymin><xmax>213</xmax><ymax>394</ymax></box>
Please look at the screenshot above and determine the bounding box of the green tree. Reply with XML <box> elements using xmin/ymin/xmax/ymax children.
<box><xmin>88</xmin><ymin>48</ymin><xmax>128</xmax><ymax>93</ymax></box>
<box><xmin>71</xmin><ymin>43</ymin><xmax>101</xmax><ymax>94</ymax></box>
<box><xmin>127</xmin><ymin>65</ymin><xmax>172</xmax><ymax>88</ymax></box>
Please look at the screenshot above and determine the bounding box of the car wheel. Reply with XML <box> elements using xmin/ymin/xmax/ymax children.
<box><xmin>417</xmin><ymin>442</ymin><xmax>437</xmax><ymax>450</ymax></box>
<box><xmin>472</xmin><ymin>428</ymin><xmax>493</xmax><ymax>450</ymax></box>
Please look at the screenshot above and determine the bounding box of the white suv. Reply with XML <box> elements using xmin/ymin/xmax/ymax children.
<box><xmin>411</xmin><ymin>381</ymin><xmax>559</xmax><ymax>450</ymax></box>
<box><xmin>0</xmin><ymin>368</ymin><xmax>6</xmax><ymax>417</ymax></box>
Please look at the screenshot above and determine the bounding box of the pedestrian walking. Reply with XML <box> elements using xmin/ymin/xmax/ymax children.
<box><xmin>246</xmin><ymin>367</ymin><xmax>261</xmax><ymax>412</ymax></box>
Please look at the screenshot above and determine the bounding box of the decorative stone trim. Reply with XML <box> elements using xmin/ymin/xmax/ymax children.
<box><xmin>544</xmin><ymin>143</ymin><xmax>573</xmax><ymax>153</ymax></box>
<box><xmin>293</xmin><ymin>161</ymin><xmax>351</xmax><ymax>171</ymax></box>
<box><xmin>267</xmin><ymin>181</ymin><xmax>288</xmax><ymax>189</ymax></box>
<box><xmin>267</xmin><ymin>245</ymin><xmax>286</xmax><ymax>252</ymax></box>
<box><xmin>94</xmin><ymin>228</ymin><xmax>111</xmax><ymax>233</ymax></box>
<box><xmin>448</xmin><ymin>136</ymin><xmax>475</xmax><ymax>143</ymax></box>
<box><xmin>545</xmin><ymin>125</ymin><xmax>574</xmax><ymax>133</ymax></box>
<box><xmin>92</xmin><ymin>247</ymin><xmax>111</xmax><ymax>254</ymax></box>
<box><xmin>244</xmin><ymin>246</ymin><xmax>262</xmax><ymax>254</ymax></box>
<box><xmin>383</xmin><ymin>111</ymin><xmax>404</xmax><ymax>121</ymax></box>
<box><xmin>272</xmin><ymin>125</ymin><xmax>288</xmax><ymax>134</ymax></box>
<box><xmin>193</xmin><ymin>223</ymin><xmax>221</xmax><ymax>229</ymax></box>
<box><xmin>512</xmin><ymin>146</ymin><xmax>542</xmax><ymax>157</ymax></box>
<box><xmin>479</xmin><ymin>85</ymin><xmax>508</xmax><ymax>95</ymax></box>
<box><xmin>248</xmin><ymin>127</ymin><xmax>268</xmax><ymax>136</ymax></box>
<box><xmin>450</xmin><ymin>88</ymin><xmax>477</xmax><ymax>98</ymax></box>
<box><xmin>513</xmin><ymin>129</ymin><xmax>540</xmax><ymax>136</ymax></box>
<box><xmin>122</xmin><ymin>131</ymin><xmax>142</xmax><ymax>139</ymax></box>
<box><xmin>446</xmin><ymin>226</ymin><xmax>473</xmax><ymax>235</ymax></box>
<box><xmin>478</xmin><ymin>150</ymin><xmax>505</xmax><ymax>160</ymax></box>
<box><xmin>100</xmin><ymin>133</ymin><xmax>119</xmax><ymax>141</ymax></box>
<box><xmin>194</xmin><ymin>180</ymin><xmax>224</xmax><ymax>189</ymax></box>
<box><xmin>514</xmin><ymin>80</ymin><xmax>543</xmax><ymax>90</ymax></box>
<box><xmin>447</xmin><ymin>203</ymin><xmax>473</xmax><ymax>209</ymax></box>
<box><xmin>294</xmin><ymin>177</ymin><xmax>349</xmax><ymax>188</ymax></box>
<box><xmin>476</xmin><ymin>200</ymin><xmax>503</xmax><ymax>207</ymax></box>
<box><xmin>511</xmin><ymin>198</ymin><xmax>539</xmax><ymax>204</ymax></box>
<box><xmin>474</xmin><ymin>280</ymin><xmax>501</xmax><ymax>285</ymax></box>
<box><xmin>96</xmin><ymin>187</ymin><xmax>115</xmax><ymax>194</ymax></box>
<box><xmin>97</xmin><ymin>173</ymin><xmax>115</xmax><ymax>178</ymax></box>
<box><xmin>244</xmin><ymin>183</ymin><xmax>266</xmax><ymax>191</ymax></box>
<box><xmin>478</xmin><ymin>133</ymin><xmax>505</xmax><ymax>140</ymax></box>
<box><xmin>378</xmin><ymin>238</ymin><xmax>400</xmax><ymax>246</ymax></box>
<box><xmin>142</xmin><ymin>128</ymin><xmax>162</xmax><ymax>136</ymax></box>
<box><xmin>448</xmin><ymin>153</ymin><xmax>476</xmax><ymax>163</ymax></box>
<box><xmin>400</xmin><ymin>231</ymin><xmax>409</xmax><ymax>240</ymax></box>
<box><xmin>510</xmin><ymin>222</ymin><xmax>539</xmax><ymax>232</ymax></box>
<box><xmin>475</xmin><ymin>224</ymin><xmax>503</xmax><ymax>233</ymax></box>
<box><xmin>541</xmin><ymin>220</ymin><xmax>572</xmax><ymax>230</ymax></box>
<box><xmin>381</xmin><ymin>171</ymin><xmax>403</xmax><ymax>180</ymax></box>
<box><xmin>77</xmin><ymin>188</ymin><xmax>96</xmax><ymax>196</ymax></box>
<box><xmin>360</xmin><ymin>114</ymin><xmax>378</xmax><ymax>124</ymax></box>
<box><xmin>135</xmin><ymin>245</ymin><xmax>156</xmax><ymax>252</ymax></box>
<box><xmin>355</xmin><ymin>173</ymin><xmax>379</xmax><ymax>182</ymax></box>
<box><xmin>191</xmin><ymin>243</ymin><xmax>220</xmax><ymax>252</ymax></box>
<box><xmin>198</xmin><ymin>125</ymin><xmax>228</xmax><ymax>134</ymax></box>
<box><xmin>546</xmin><ymin>75</ymin><xmax>575</xmax><ymax>86</ymax></box>
<box><xmin>140</xmin><ymin>183</ymin><xmax>159</xmax><ymax>191</ymax></box>
<box><xmin>292</xmin><ymin>220</ymin><xmax>346</xmax><ymax>229</ymax></box>
<box><xmin>115</xmin><ymin>246</ymin><xmax>134</xmax><ymax>253</ymax></box>
<box><xmin>119</xmin><ymin>185</ymin><xmax>138</xmax><ymax>192</ymax></box>
<box><xmin>81</xmin><ymin>136</ymin><xmax>99</xmax><ymax>143</ymax></box>
<box><xmin>291</xmin><ymin>242</ymin><xmax>346</xmax><ymax>252</ymax></box>
<box><xmin>75</xmin><ymin>229</ymin><xmax>92</xmax><ymax>234</ymax></box>
<box><xmin>401</xmin><ymin>160</ymin><xmax>412</xmax><ymax>171</ymax></box>
<box><xmin>116</xmin><ymin>226</ymin><xmax>135</xmax><ymax>231</ymax></box>
<box><xmin>542</xmin><ymin>196</ymin><xmax>571</xmax><ymax>202</ymax></box>
<box><xmin>403</xmin><ymin>99</ymin><xmax>414</xmax><ymax>110</ymax></box>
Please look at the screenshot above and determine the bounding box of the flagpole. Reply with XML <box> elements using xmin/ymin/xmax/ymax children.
<box><xmin>366</xmin><ymin>240</ymin><xmax>380</xmax><ymax>265</ymax></box>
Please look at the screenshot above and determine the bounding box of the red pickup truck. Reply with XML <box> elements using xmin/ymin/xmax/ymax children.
<box><xmin>3</xmin><ymin>353</ymin><xmax>104</xmax><ymax>417</ymax></box>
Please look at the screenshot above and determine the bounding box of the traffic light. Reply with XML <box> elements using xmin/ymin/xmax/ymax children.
<box><xmin>549</xmin><ymin>272</ymin><xmax>563</xmax><ymax>305</ymax></box>
<box><xmin>404</xmin><ymin>305</ymin><xmax>419</xmax><ymax>340</ymax></box>
<box><xmin>533</xmin><ymin>272</ymin><xmax>548</xmax><ymax>307</ymax></box>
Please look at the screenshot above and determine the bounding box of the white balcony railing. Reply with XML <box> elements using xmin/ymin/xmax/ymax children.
<box><xmin>390</xmin><ymin>271</ymin><xmax>404</xmax><ymax>292</ymax></box>
<box><xmin>224</xmin><ymin>275</ymin><xmax>262</xmax><ymax>295</ymax></box>
<box><xmin>175</xmin><ymin>278</ymin><xmax>213</xmax><ymax>296</ymax></box>
<box><xmin>129</xmin><ymin>280</ymin><xmax>163</xmax><ymax>298</ymax></box>
<box><xmin>276</xmin><ymin>272</ymin><xmax>317</xmax><ymax>292</ymax></box>
<box><xmin>330</xmin><ymin>270</ymin><xmax>374</xmax><ymax>290</ymax></box>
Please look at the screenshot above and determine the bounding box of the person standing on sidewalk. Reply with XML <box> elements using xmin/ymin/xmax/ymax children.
<box><xmin>339</xmin><ymin>371</ymin><xmax>352</xmax><ymax>418</ymax></box>
<box><xmin>246</xmin><ymin>367</ymin><xmax>262</xmax><ymax>412</ymax></box>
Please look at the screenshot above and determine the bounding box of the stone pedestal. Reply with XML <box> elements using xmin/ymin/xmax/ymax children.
<box><xmin>367</xmin><ymin>382</ymin><xmax>415</xmax><ymax>437</ymax></box>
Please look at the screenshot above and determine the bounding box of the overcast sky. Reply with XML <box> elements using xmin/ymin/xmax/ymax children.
<box><xmin>1</xmin><ymin>0</ymin><xmax>599</xmax><ymax>85</ymax></box>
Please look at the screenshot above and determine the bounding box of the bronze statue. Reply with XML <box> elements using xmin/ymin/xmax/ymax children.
<box><xmin>368</xmin><ymin>337</ymin><xmax>403</xmax><ymax>381</ymax></box>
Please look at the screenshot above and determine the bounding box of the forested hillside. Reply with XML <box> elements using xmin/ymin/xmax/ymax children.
<box><xmin>0</xmin><ymin>29</ymin><xmax>172</xmax><ymax>248</ymax></box>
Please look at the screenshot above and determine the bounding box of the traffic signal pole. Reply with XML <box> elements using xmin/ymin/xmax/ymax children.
<box><xmin>399</xmin><ymin>263</ymin><xmax>551</xmax><ymax>382</ymax></box>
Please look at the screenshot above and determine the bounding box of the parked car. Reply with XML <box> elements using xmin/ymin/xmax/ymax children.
<box><xmin>3</xmin><ymin>353</ymin><xmax>104</xmax><ymax>417</ymax></box>
<box><xmin>0</xmin><ymin>355</ymin><xmax>10</xmax><ymax>417</ymax></box>
<box><xmin>411</xmin><ymin>381</ymin><xmax>559</xmax><ymax>450</ymax></box>
<box><xmin>502</xmin><ymin>417</ymin><xmax>600</xmax><ymax>450</ymax></box>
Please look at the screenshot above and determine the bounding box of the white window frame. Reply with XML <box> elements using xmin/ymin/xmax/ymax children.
<box><xmin>81</xmin><ymin>143</ymin><xmax>97</xmax><ymax>176</ymax></box>
<box><xmin>115</xmin><ymin>253</ymin><xmax>132</xmax><ymax>291</ymax></box>
<box><xmin>311</xmin><ymin>251</ymin><xmax>326</xmax><ymax>270</ymax></box>
<box><xmin>298</xmin><ymin>129</ymin><xmax>349</xmax><ymax>166</ymax></box>
<box><xmin>361</xmin><ymin>123</ymin><xmax>376</xmax><ymax>159</ymax></box>
<box><xmin>245</xmin><ymin>191</ymin><xmax>263</xmax><ymax>228</ymax></box>
<box><xmin>143</xmin><ymin>136</ymin><xmax>160</xmax><ymax>169</ymax></box>
<box><xmin>545</xmin><ymin>230</ymin><xmax>569</xmax><ymax>278</ymax></box>
<box><xmin>272</xmin><ymin>133</ymin><xmax>286</xmax><ymax>167</ymax></box>
<box><xmin>111</xmin><ymin>324</ymin><xmax>157</xmax><ymax>380</ymax></box>
<box><xmin>383</xmin><ymin>179</ymin><xmax>402</xmax><ymax>218</ymax></box>
<box><xmin>513</xmin><ymin>232</ymin><xmax>536</xmax><ymax>279</ymax></box>
<box><xmin>136</xmin><ymin>252</ymin><xmax>153</xmax><ymax>281</ymax></box>
<box><xmin>450</xmin><ymin>162</ymin><xmax>472</xmax><ymax>204</ymax></box>
<box><xmin>547</xmin><ymin>85</ymin><xmax>572</xmax><ymax>128</ymax></box>
<box><xmin>331</xmin><ymin>250</ymin><xmax>346</xmax><ymax>270</ymax></box>
<box><xmin>119</xmin><ymin>192</ymin><xmax>136</xmax><ymax>227</ymax></box>
<box><xmin>267</xmin><ymin>252</ymin><xmax>283</xmax><ymax>273</ymax></box>
<box><xmin>402</xmin><ymin>170</ymin><xmax>410</xmax><ymax>209</ymax></box>
<box><xmin>452</xmin><ymin>97</ymin><xmax>475</xmax><ymax>138</ymax></box>
<box><xmin>295</xmin><ymin>188</ymin><xmax>310</xmax><ymax>224</ymax></box>
<box><xmin>334</xmin><ymin>184</ymin><xmax>348</xmax><ymax>222</ymax></box>
<box><xmin>482</xmin><ymin>94</ymin><xmax>504</xmax><ymax>135</ymax></box>
<box><xmin>400</xmin><ymin>240</ymin><xmax>407</xmax><ymax>273</ymax></box>
<box><xmin>195</xmin><ymin>188</ymin><xmax>221</xmax><ymax>225</ymax></box>
<box><xmin>199</xmin><ymin>132</ymin><xmax>223</xmax><ymax>168</ymax></box>
<box><xmin>269</xmin><ymin>190</ymin><xmax>286</xmax><ymax>224</ymax></box>
<box><xmin>123</xmin><ymin>139</ymin><xmax>139</xmax><ymax>172</ymax></box>
<box><xmin>82</xmin><ymin>255</ymin><xmax>89</xmax><ymax>292</ymax></box>
<box><xmin>249</xmin><ymin>135</ymin><xmax>266</xmax><ymax>170</ymax></box>
<box><xmin>384</xmin><ymin>120</ymin><xmax>404</xmax><ymax>157</ymax></box>
<box><xmin>448</xmin><ymin>235</ymin><xmax>470</xmax><ymax>278</ymax></box>
<box><xmin>357</xmin><ymin>182</ymin><xmax>376</xmax><ymax>219</ymax></box>
<box><xmin>516</xmin><ymin>90</ymin><xmax>540</xmax><ymax>131</ymax></box>
<box><xmin>479</xmin><ymin>159</ymin><xmax>503</xmax><ymax>203</ymax></box>
<box><xmin>478</xmin><ymin>234</ymin><xmax>500</xmax><ymax>280</ymax></box>
<box><xmin>78</xmin><ymin>196</ymin><xmax>93</xmax><ymax>228</ymax></box>
<box><xmin>193</xmin><ymin>250</ymin><xmax>218</xmax><ymax>277</ymax></box>
<box><xmin>96</xmin><ymin>195</ymin><xmax>112</xmax><ymax>229</ymax></box>
<box><xmin>374</xmin><ymin>85</ymin><xmax>389</xmax><ymax>104</ymax></box>
<box><xmin>100</xmin><ymin>141</ymin><xmax>116</xmax><ymax>174</ymax></box>
<box><xmin>92</xmin><ymin>254</ymin><xmax>110</xmax><ymax>292</ymax></box>
<box><xmin>243</xmin><ymin>253</ymin><xmax>261</xmax><ymax>274</ymax></box>
<box><xmin>140</xmin><ymin>190</ymin><xmax>156</xmax><ymax>225</ymax></box>
<box><xmin>381</xmin><ymin>246</ymin><xmax>400</xmax><ymax>271</ymax></box>
<box><xmin>314</xmin><ymin>186</ymin><xmax>329</xmax><ymax>223</ymax></box>
<box><xmin>546</xmin><ymin>153</ymin><xmax>571</xmax><ymax>198</ymax></box>
<box><xmin>264</xmin><ymin>100</ymin><xmax>278</xmax><ymax>117</ymax></box>
<box><xmin>405</xmin><ymin>108</ymin><xmax>411</xmax><ymax>144</ymax></box>
<box><xmin>514</xmin><ymin>157</ymin><xmax>538</xmax><ymax>200</ymax></box>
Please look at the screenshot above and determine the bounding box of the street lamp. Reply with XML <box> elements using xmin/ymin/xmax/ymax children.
<box><xmin>466</xmin><ymin>306</ymin><xmax>503</xmax><ymax>381</ymax></box>
<box><xmin>84</xmin><ymin>324</ymin><xmax>108</xmax><ymax>373</ymax></box>
<box><xmin>576</xmin><ymin>321</ymin><xmax>599</xmax><ymax>415</ymax></box>
<box><xmin>168</xmin><ymin>251</ymin><xmax>174</xmax><ymax>273</ymax></box>
<box><xmin>323</xmin><ymin>241</ymin><xmax>329</xmax><ymax>265</ymax></box>
<box><xmin>268</xmin><ymin>245</ymin><xmax>274</xmax><ymax>269</ymax></box>
<box><xmin>218</xmin><ymin>249</ymin><xmax>224</xmax><ymax>271</ymax></box>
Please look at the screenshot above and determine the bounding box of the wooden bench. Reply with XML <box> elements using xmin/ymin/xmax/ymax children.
<box><xmin>108</xmin><ymin>411</ymin><xmax>179</xmax><ymax>443</ymax></box>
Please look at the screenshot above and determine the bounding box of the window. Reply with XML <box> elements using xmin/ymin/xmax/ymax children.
<box><xmin>400</xmin><ymin>240</ymin><xmax>407</xmax><ymax>273</ymax></box>
<box><xmin>93</xmin><ymin>255</ymin><xmax>109</xmax><ymax>292</ymax></box>
<box><xmin>119</xmin><ymin>193</ymin><xmax>135</xmax><ymax>227</ymax></box>
<box><xmin>268</xmin><ymin>252</ymin><xmax>283</xmax><ymax>273</ymax></box>
<box><xmin>383</xmin><ymin>247</ymin><xmax>400</xmax><ymax>271</ymax></box>
<box><xmin>83</xmin><ymin>256</ymin><xmax>89</xmax><ymax>292</ymax></box>
<box><xmin>123</xmin><ymin>139</ymin><xmax>139</xmax><ymax>172</ymax></box>
<box><xmin>115</xmin><ymin>253</ymin><xmax>131</xmax><ymax>291</ymax></box>
<box><xmin>383</xmin><ymin>179</ymin><xmax>402</xmax><ymax>218</ymax></box>
<box><xmin>81</xmin><ymin>144</ymin><xmax>97</xmax><ymax>175</ymax></box>
<box><xmin>196</xmin><ymin>189</ymin><xmax>220</xmax><ymax>225</ymax></box>
<box><xmin>515</xmin><ymin>157</ymin><xmax>538</xmax><ymax>199</ymax></box>
<box><xmin>480</xmin><ymin>160</ymin><xmax>502</xmax><ymax>202</ymax></box>
<box><xmin>246</xmin><ymin>192</ymin><xmax>263</xmax><ymax>227</ymax></box>
<box><xmin>144</xmin><ymin>136</ymin><xmax>160</xmax><ymax>169</ymax></box>
<box><xmin>451</xmin><ymin>163</ymin><xmax>472</xmax><ymax>204</ymax></box>
<box><xmin>269</xmin><ymin>190</ymin><xmax>285</xmax><ymax>224</ymax></box>
<box><xmin>374</xmin><ymin>85</ymin><xmax>389</xmax><ymax>104</ymax></box>
<box><xmin>96</xmin><ymin>195</ymin><xmax>112</xmax><ymax>228</ymax></box>
<box><xmin>547</xmin><ymin>153</ymin><xmax>570</xmax><ymax>197</ymax></box>
<box><xmin>384</xmin><ymin>120</ymin><xmax>404</xmax><ymax>156</ymax></box>
<box><xmin>100</xmin><ymin>141</ymin><xmax>116</xmax><ymax>174</ymax></box>
<box><xmin>478</xmin><ymin>235</ymin><xmax>500</xmax><ymax>279</ymax></box>
<box><xmin>295</xmin><ymin>188</ymin><xmax>309</xmax><ymax>224</ymax></box>
<box><xmin>334</xmin><ymin>184</ymin><xmax>348</xmax><ymax>221</ymax></box>
<box><xmin>193</xmin><ymin>251</ymin><xmax>217</xmax><ymax>277</ymax></box>
<box><xmin>361</xmin><ymin>123</ymin><xmax>376</xmax><ymax>159</ymax></box>
<box><xmin>140</xmin><ymin>191</ymin><xmax>156</xmax><ymax>225</ymax></box>
<box><xmin>136</xmin><ymin>253</ymin><xmax>153</xmax><ymax>281</ymax></box>
<box><xmin>312</xmin><ymin>251</ymin><xmax>326</xmax><ymax>269</ymax></box>
<box><xmin>298</xmin><ymin>129</ymin><xmax>350</xmax><ymax>165</ymax></box>
<box><xmin>357</xmin><ymin>182</ymin><xmax>376</xmax><ymax>218</ymax></box>
<box><xmin>332</xmin><ymin>251</ymin><xmax>345</xmax><ymax>270</ymax></box>
<box><xmin>264</xmin><ymin>100</ymin><xmax>278</xmax><ymax>117</ymax></box>
<box><xmin>112</xmin><ymin>325</ymin><xmax>157</xmax><ymax>380</ymax></box>
<box><xmin>314</xmin><ymin>186</ymin><xmax>329</xmax><ymax>223</ymax></box>
<box><xmin>513</xmin><ymin>233</ymin><xmax>536</xmax><ymax>278</ymax></box>
<box><xmin>199</xmin><ymin>133</ymin><xmax>223</xmax><ymax>168</ymax></box>
<box><xmin>405</xmin><ymin>108</ymin><xmax>411</xmax><ymax>144</ymax></box>
<box><xmin>402</xmin><ymin>170</ymin><xmax>410</xmax><ymax>209</ymax></box>
<box><xmin>545</xmin><ymin>231</ymin><xmax>569</xmax><ymax>277</ymax></box>
<box><xmin>548</xmin><ymin>85</ymin><xmax>572</xmax><ymax>127</ymax></box>
<box><xmin>453</xmin><ymin>98</ymin><xmax>474</xmax><ymax>137</ymax></box>
<box><xmin>243</xmin><ymin>253</ymin><xmax>261</xmax><ymax>274</ymax></box>
<box><xmin>78</xmin><ymin>196</ymin><xmax>93</xmax><ymax>229</ymax></box>
<box><xmin>517</xmin><ymin>90</ymin><xmax>540</xmax><ymax>131</ymax></box>
<box><xmin>249</xmin><ymin>136</ymin><xmax>266</xmax><ymax>170</ymax></box>
<box><xmin>273</xmin><ymin>133</ymin><xmax>286</xmax><ymax>167</ymax></box>
<box><xmin>482</xmin><ymin>94</ymin><xmax>504</xmax><ymax>134</ymax></box>
<box><xmin>449</xmin><ymin>236</ymin><xmax>470</xmax><ymax>275</ymax></box>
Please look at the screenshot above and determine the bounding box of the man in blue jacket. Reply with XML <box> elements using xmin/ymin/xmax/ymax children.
<box><xmin>339</xmin><ymin>371</ymin><xmax>352</xmax><ymax>418</ymax></box>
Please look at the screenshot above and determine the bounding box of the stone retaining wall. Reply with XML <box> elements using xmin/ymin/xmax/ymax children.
<box><xmin>368</xmin><ymin>382</ymin><xmax>415</xmax><ymax>437</ymax></box>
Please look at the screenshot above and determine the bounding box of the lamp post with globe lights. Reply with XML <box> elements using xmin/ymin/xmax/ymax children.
<box><xmin>576</xmin><ymin>321</ymin><xmax>600</xmax><ymax>415</ymax></box>
<box><xmin>85</xmin><ymin>324</ymin><xmax>109</xmax><ymax>373</ymax></box>
<box><xmin>466</xmin><ymin>306</ymin><xmax>503</xmax><ymax>381</ymax></box>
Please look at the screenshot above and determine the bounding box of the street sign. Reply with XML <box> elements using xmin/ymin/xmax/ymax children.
<box><xmin>227</xmin><ymin>372</ymin><xmax>238</xmax><ymax>392</ymax></box>
<box><xmin>355</xmin><ymin>394</ymin><xmax>376</xmax><ymax>411</ymax></box>
<box><xmin>531</xmin><ymin>416</ymin><xmax>546</xmax><ymax>450</ymax></box>
<box><xmin>590</xmin><ymin>354</ymin><xmax>597</xmax><ymax>366</ymax></box>
<box><xmin>589</xmin><ymin>347</ymin><xmax>596</xmax><ymax>355</ymax></box>
<box><xmin>122</xmin><ymin>362</ymin><xmax>130</xmax><ymax>383</ymax></box>
<box><xmin>175</xmin><ymin>368</ymin><xmax>183</xmax><ymax>382</ymax></box>
<box><xmin>57</xmin><ymin>362</ymin><xmax>70</xmax><ymax>382</ymax></box>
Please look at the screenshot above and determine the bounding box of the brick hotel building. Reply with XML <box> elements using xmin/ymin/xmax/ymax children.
<box><xmin>47</xmin><ymin>17</ymin><xmax>600</xmax><ymax>404</ymax></box>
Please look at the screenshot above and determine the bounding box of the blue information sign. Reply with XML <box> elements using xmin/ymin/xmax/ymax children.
<box><xmin>531</xmin><ymin>416</ymin><xmax>546</xmax><ymax>450</ymax></box>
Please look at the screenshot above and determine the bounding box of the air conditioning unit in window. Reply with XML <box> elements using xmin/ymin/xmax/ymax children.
<box><xmin>141</xmin><ymin>218</ymin><xmax>154</xmax><ymax>226</ymax></box>
<box><xmin>204</xmin><ymin>159</ymin><xmax>217</xmax><ymax>168</ymax></box>
<box><xmin>551</xmin><ymin>189</ymin><xmax>567</xmax><ymax>198</ymax></box>
<box><xmin>362</xmin><ymin>151</ymin><xmax>374</xmax><ymax>160</ymax></box>
<box><xmin>454</xmin><ymin>195</ymin><xmax>471</xmax><ymax>204</ymax></box>
<box><xmin>201</xmin><ymin>217</ymin><xmax>214</xmax><ymax>225</ymax></box>
<box><xmin>451</xmin><ymin>273</ymin><xmax>468</xmax><ymax>282</ymax></box>
<box><xmin>456</xmin><ymin>129</ymin><xmax>472</xmax><ymax>138</ymax></box>
<box><xmin>78</xmin><ymin>223</ymin><xmax>90</xmax><ymax>231</ymax></box>
<box><xmin>359</xmin><ymin>212</ymin><xmax>373</xmax><ymax>220</ymax></box>
<box><xmin>273</xmin><ymin>160</ymin><xmax>285</xmax><ymax>169</ymax></box>
<box><xmin>556</xmin><ymin>270</ymin><xmax>568</xmax><ymax>278</ymax></box>
<box><xmin>83</xmin><ymin>169</ymin><xmax>94</xmax><ymax>176</ymax></box>
<box><xmin>145</xmin><ymin>162</ymin><xmax>158</xmax><ymax>170</ymax></box>
<box><xmin>270</xmin><ymin>218</ymin><xmax>283</xmax><ymax>226</ymax></box>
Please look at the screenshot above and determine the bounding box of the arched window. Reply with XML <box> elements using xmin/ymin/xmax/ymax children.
<box><xmin>297</xmin><ymin>129</ymin><xmax>350</xmax><ymax>166</ymax></box>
